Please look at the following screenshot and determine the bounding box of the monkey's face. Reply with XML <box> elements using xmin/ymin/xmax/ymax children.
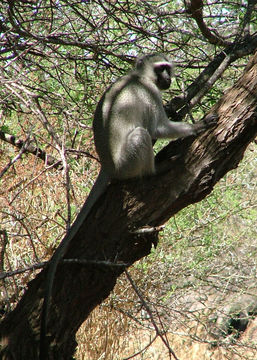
<box><xmin>154</xmin><ymin>64</ymin><xmax>173</xmax><ymax>90</ymax></box>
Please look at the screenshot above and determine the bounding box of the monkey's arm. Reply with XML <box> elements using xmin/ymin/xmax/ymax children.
<box><xmin>154</xmin><ymin>113</ymin><xmax>218</xmax><ymax>175</ymax></box>
<box><xmin>155</xmin><ymin>113</ymin><xmax>218</xmax><ymax>139</ymax></box>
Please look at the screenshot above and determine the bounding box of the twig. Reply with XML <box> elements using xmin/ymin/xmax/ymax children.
<box><xmin>63</xmin><ymin>259</ymin><xmax>130</xmax><ymax>268</ymax></box>
<box><xmin>0</xmin><ymin>259</ymin><xmax>129</xmax><ymax>280</ymax></box>
<box><xmin>0</xmin><ymin>230</ymin><xmax>8</xmax><ymax>272</ymax></box>
<box><xmin>122</xmin><ymin>334</ymin><xmax>158</xmax><ymax>360</ymax></box>
<box><xmin>59</xmin><ymin>146</ymin><xmax>72</xmax><ymax>230</ymax></box>
<box><xmin>66</xmin><ymin>148</ymin><xmax>99</xmax><ymax>162</ymax></box>
<box><xmin>125</xmin><ymin>269</ymin><xmax>180</xmax><ymax>360</ymax></box>
<box><xmin>9</xmin><ymin>161</ymin><xmax>64</xmax><ymax>205</ymax></box>
<box><xmin>0</xmin><ymin>261</ymin><xmax>48</xmax><ymax>280</ymax></box>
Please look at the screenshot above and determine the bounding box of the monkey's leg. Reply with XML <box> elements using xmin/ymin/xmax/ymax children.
<box><xmin>117</xmin><ymin>127</ymin><xmax>155</xmax><ymax>178</ymax></box>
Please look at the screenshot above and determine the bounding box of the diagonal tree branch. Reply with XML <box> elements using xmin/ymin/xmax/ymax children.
<box><xmin>166</xmin><ymin>34</ymin><xmax>257</xmax><ymax>120</ymax></box>
<box><xmin>0</xmin><ymin>130</ymin><xmax>62</xmax><ymax>170</ymax></box>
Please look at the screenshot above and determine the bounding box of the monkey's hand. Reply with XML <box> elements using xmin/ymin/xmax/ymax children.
<box><xmin>194</xmin><ymin>113</ymin><xmax>219</xmax><ymax>135</ymax></box>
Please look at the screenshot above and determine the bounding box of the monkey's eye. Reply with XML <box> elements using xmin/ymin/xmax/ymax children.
<box><xmin>156</xmin><ymin>65</ymin><xmax>171</xmax><ymax>75</ymax></box>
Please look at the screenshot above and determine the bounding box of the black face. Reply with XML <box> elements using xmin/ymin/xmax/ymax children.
<box><xmin>155</xmin><ymin>64</ymin><xmax>172</xmax><ymax>90</ymax></box>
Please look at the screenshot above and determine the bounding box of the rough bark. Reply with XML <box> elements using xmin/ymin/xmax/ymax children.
<box><xmin>1</xmin><ymin>52</ymin><xmax>257</xmax><ymax>359</ymax></box>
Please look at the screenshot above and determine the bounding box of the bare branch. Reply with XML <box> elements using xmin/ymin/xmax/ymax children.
<box><xmin>0</xmin><ymin>262</ymin><xmax>47</xmax><ymax>280</ymax></box>
<box><xmin>0</xmin><ymin>130</ymin><xmax>62</xmax><ymax>170</ymax></box>
<box><xmin>0</xmin><ymin>135</ymin><xmax>30</xmax><ymax>179</ymax></box>
<box><xmin>186</xmin><ymin>0</ymin><xmax>231</xmax><ymax>46</ymax></box>
<box><xmin>166</xmin><ymin>34</ymin><xmax>257</xmax><ymax>120</ymax></box>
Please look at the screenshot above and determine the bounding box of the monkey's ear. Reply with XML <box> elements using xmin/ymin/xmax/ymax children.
<box><xmin>135</xmin><ymin>56</ymin><xmax>145</xmax><ymax>69</ymax></box>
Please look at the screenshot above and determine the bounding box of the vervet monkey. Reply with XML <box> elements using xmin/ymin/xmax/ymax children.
<box><xmin>40</xmin><ymin>53</ymin><xmax>217</xmax><ymax>359</ymax></box>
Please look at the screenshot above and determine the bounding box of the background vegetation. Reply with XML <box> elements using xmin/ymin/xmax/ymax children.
<box><xmin>0</xmin><ymin>1</ymin><xmax>257</xmax><ymax>359</ymax></box>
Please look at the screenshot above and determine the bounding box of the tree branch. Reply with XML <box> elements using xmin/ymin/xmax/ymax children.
<box><xmin>166</xmin><ymin>34</ymin><xmax>257</xmax><ymax>120</ymax></box>
<box><xmin>186</xmin><ymin>0</ymin><xmax>230</xmax><ymax>46</ymax></box>
<box><xmin>0</xmin><ymin>134</ymin><xmax>31</xmax><ymax>178</ymax></box>
<box><xmin>0</xmin><ymin>130</ymin><xmax>62</xmax><ymax>170</ymax></box>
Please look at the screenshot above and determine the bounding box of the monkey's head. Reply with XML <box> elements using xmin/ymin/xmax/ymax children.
<box><xmin>135</xmin><ymin>53</ymin><xmax>174</xmax><ymax>90</ymax></box>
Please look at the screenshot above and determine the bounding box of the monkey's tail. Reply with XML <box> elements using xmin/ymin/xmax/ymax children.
<box><xmin>39</xmin><ymin>169</ymin><xmax>109</xmax><ymax>359</ymax></box>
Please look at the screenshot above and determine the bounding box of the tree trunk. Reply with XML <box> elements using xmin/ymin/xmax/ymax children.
<box><xmin>1</xmin><ymin>52</ymin><xmax>257</xmax><ymax>359</ymax></box>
